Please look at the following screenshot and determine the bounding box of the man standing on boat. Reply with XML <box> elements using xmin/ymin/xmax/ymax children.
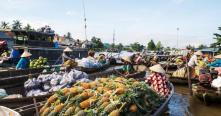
<box><xmin>16</xmin><ymin>51</ymin><xmax>32</xmax><ymax>70</ymax></box>
<box><xmin>187</xmin><ymin>51</ymin><xmax>203</xmax><ymax>77</ymax></box>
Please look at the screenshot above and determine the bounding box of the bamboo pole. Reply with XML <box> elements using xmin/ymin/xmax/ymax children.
<box><xmin>33</xmin><ymin>98</ymin><xmax>39</xmax><ymax>116</ymax></box>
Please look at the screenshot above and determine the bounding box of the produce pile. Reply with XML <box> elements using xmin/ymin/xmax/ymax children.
<box><xmin>29</xmin><ymin>56</ymin><xmax>48</xmax><ymax>68</ymax></box>
<box><xmin>172</xmin><ymin>67</ymin><xmax>187</xmax><ymax>78</ymax></box>
<box><xmin>40</xmin><ymin>77</ymin><xmax>164</xmax><ymax>116</ymax></box>
<box><xmin>24</xmin><ymin>69</ymin><xmax>89</xmax><ymax>97</ymax></box>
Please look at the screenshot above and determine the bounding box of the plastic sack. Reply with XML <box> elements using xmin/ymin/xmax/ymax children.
<box><xmin>78</xmin><ymin>58</ymin><xmax>102</xmax><ymax>68</ymax></box>
<box><xmin>0</xmin><ymin>89</ymin><xmax>8</xmax><ymax>99</ymax></box>
<box><xmin>24</xmin><ymin>78</ymin><xmax>41</xmax><ymax>91</ymax></box>
<box><xmin>26</xmin><ymin>89</ymin><xmax>48</xmax><ymax>97</ymax></box>
<box><xmin>211</xmin><ymin>76</ymin><xmax>221</xmax><ymax>88</ymax></box>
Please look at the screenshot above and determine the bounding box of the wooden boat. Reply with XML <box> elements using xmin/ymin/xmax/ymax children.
<box><xmin>0</xmin><ymin>67</ymin><xmax>44</xmax><ymax>78</ymax></box>
<box><xmin>13</xmin><ymin>74</ymin><xmax>174</xmax><ymax>116</ymax></box>
<box><xmin>0</xmin><ymin>65</ymin><xmax>61</xmax><ymax>89</ymax></box>
<box><xmin>192</xmin><ymin>83</ymin><xmax>221</xmax><ymax>105</ymax></box>
<box><xmin>169</xmin><ymin>76</ymin><xmax>198</xmax><ymax>85</ymax></box>
<box><xmin>166</xmin><ymin>70</ymin><xmax>199</xmax><ymax>84</ymax></box>
<box><xmin>0</xmin><ymin>29</ymin><xmax>88</xmax><ymax>64</ymax></box>
<box><xmin>152</xmin><ymin>82</ymin><xmax>174</xmax><ymax>116</ymax></box>
<box><xmin>0</xmin><ymin>67</ymin><xmax>146</xmax><ymax>113</ymax></box>
<box><xmin>74</xmin><ymin>63</ymin><xmax>111</xmax><ymax>74</ymax></box>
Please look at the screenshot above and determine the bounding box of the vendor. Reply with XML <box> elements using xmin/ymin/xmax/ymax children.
<box><xmin>87</xmin><ymin>50</ymin><xmax>96</xmax><ymax>61</ymax></box>
<box><xmin>121</xmin><ymin>56</ymin><xmax>135</xmax><ymax>75</ymax></box>
<box><xmin>188</xmin><ymin>51</ymin><xmax>203</xmax><ymax>67</ymax></box>
<box><xmin>134</xmin><ymin>53</ymin><xmax>143</xmax><ymax>64</ymax></box>
<box><xmin>208</xmin><ymin>54</ymin><xmax>221</xmax><ymax>76</ymax></box>
<box><xmin>62</xmin><ymin>47</ymin><xmax>73</xmax><ymax>63</ymax></box>
<box><xmin>16</xmin><ymin>51</ymin><xmax>32</xmax><ymax>70</ymax></box>
<box><xmin>187</xmin><ymin>51</ymin><xmax>203</xmax><ymax>78</ymax></box>
<box><xmin>207</xmin><ymin>54</ymin><xmax>221</xmax><ymax>67</ymax></box>
<box><xmin>145</xmin><ymin>64</ymin><xmax>169</xmax><ymax>97</ymax></box>
<box><xmin>97</xmin><ymin>53</ymin><xmax>106</xmax><ymax>64</ymax></box>
<box><xmin>150</xmin><ymin>55</ymin><xmax>159</xmax><ymax>66</ymax></box>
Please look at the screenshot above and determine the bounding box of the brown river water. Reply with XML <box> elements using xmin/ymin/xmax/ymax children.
<box><xmin>168</xmin><ymin>85</ymin><xmax>221</xmax><ymax>116</ymax></box>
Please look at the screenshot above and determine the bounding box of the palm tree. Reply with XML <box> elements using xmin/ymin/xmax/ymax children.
<box><xmin>0</xmin><ymin>21</ymin><xmax>10</xmax><ymax>29</ymax></box>
<box><xmin>24</xmin><ymin>24</ymin><xmax>32</xmax><ymax>31</ymax></box>
<box><xmin>12</xmin><ymin>20</ymin><xmax>22</xmax><ymax>29</ymax></box>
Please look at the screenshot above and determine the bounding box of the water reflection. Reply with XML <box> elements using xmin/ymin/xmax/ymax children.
<box><xmin>168</xmin><ymin>85</ymin><xmax>221</xmax><ymax>116</ymax></box>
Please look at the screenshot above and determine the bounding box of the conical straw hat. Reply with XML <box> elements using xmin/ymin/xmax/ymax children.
<box><xmin>149</xmin><ymin>64</ymin><xmax>165</xmax><ymax>74</ymax></box>
<box><xmin>194</xmin><ymin>51</ymin><xmax>203</xmax><ymax>56</ymax></box>
<box><xmin>64</xmin><ymin>47</ymin><xmax>73</xmax><ymax>52</ymax></box>
<box><xmin>215</xmin><ymin>54</ymin><xmax>221</xmax><ymax>59</ymax></box>
<box><xmin>122</xmin><ymin>56</ymin><xmax>131</xmax><ymax>63</ymax></box>
<box><xmin>21</xmin><ymin>51</ymin><xmax>32</xmax><ymax>57</ymax></box>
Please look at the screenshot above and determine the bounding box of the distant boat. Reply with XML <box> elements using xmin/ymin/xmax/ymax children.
<box><xmin>0</xmin><ymin>29</ymin><xmax>88</xmax><ymax>65</ymax></box>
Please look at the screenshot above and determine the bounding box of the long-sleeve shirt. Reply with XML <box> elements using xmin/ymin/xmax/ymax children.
<box><xmin>145</xmin><ymin>73</ymin><xmax>169</xmax><ymax>97</ymax></box>
<box><xmin>62</xmin><ymin>53</ymin><xmax>72</xmax><ymax>63</ymax></box>
<box><xmin>16</xmin><ymin>57</ymin><xmax>30</xmax><ymax>69</ymax></box>
<box><xmin>122</xmin><ymin>64</ymin><xmax>134</xmax><ymax>74</ymax></box>
<box><xmin>207</xmin><ymin>59</ymin><xmax>221</xmax><ymax>67</ymax></box>
<box><xmin>188</xmin><ymin>55</ymin><xmax>198</xmax><ymax>67</ymax></box>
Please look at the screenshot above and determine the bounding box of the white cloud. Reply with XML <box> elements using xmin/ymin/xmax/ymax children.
<box><xmin>65</xmin><ymin>11</ymin><xmax>77</xmax><ymax>16</ymax></box>
<box><xmin>171</xmin><ymin>0</ymin><xmax>186</xmax><ymax>4</ymax></box>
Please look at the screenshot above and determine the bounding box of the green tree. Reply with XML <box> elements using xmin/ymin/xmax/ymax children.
<box><xmin>198</xmin><ymin>44</ymin><xmax>207</xmax><ymax>50</ymax></box>
<box><xmin>156</xmin><ymin>41</ymin><xmax>163</xmax><ymax>50</ymax></box>
<box><xmin>147</xmin><ymin>39</ymin><xmax>156</xmax><ymax>50</ymax></box>
<box><xmin>164</xmin><ymin>46</ymin><xmax>171</xmax><ymax>51</ymax></box>
<box><xmin>24</xmin><ymin>24</ymin><xmax>32</xmax><ymax>31</ymax></box>
<box><xmin>91</xmin><ymin>36</ymin><xmax>104</xmax><ymax>49</ymax></box>
<box><xmin>0</xmin><ymin>21</ymin><xmax>10</xmax><ymax>29</ymax></box>
<box><xmin>116</xmin><ymin>43</ymin><xmax>124</xmax><ymax>51</ymax></box>
<box><xmin>186</xmin><ymin>44</ymin><xmax>195</xmax><ymax>50</ymax></box>
<box><xmin>12</xmin><ymin>20</ymin><xmax>22</xmax><ymax>29</ymax></box>
<box><xmin>211</xmin><ymin>27</ymin><xmax>221</xmax><ymax>47</ymax></box>
<box><xmin>130</xmin><ymin>42</ymin><xmax>144</xmax><ymax>52</ymax></box>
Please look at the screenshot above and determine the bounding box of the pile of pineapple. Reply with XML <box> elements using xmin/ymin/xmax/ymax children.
<box><xmin>39</xmin><ymin>77</ymin><xmax>164</xmax><ymax>116</ymax></box>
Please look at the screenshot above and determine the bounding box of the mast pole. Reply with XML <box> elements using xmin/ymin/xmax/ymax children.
<box><xmin>82</xmin><ymin>0</ymin><xmax>87</xmax><ymax>41</ymax></box>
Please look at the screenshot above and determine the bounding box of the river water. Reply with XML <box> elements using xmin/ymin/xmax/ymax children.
<box><xmin>168</xmin><ymin>85</ymin><xmax>221</xmax><ymax>116</ymax></box>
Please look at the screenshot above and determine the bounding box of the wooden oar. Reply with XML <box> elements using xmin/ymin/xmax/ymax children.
<box><xmin>113</xmin><ymin>69</ymin><xmax>126</xmax><ymax>78</ymax></box>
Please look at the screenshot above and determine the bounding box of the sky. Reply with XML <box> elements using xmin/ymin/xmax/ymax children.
<box><xmin>0</xmin><ymin>0</ymin><xmax>221</xmax><ymax>48</ymax></box>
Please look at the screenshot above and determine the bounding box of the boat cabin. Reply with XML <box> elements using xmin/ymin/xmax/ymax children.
<box><xmin>0</xmin><ymin>29</ymin><xmax>55</xmax><ymax>48</ymax></box>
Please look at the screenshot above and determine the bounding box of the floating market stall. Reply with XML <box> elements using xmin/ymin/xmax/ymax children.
<box><xmin>14</xmin><ymin>76</ymin><xmax>174</xmax><ymax>116</ymax></box>
<box><xmin>0</xmin><ymin>67</ymin><xmax>145</xmax><ymax>109</ymax></box>
<box><xmin>192</xmin><ymin>83</ymin><xmax>221</xmax><ymax>105</ymax></box>
<box><xmin>0</xmin><ymin>65</ymin><xmax>61</xmax><ymax>89</ymax></box>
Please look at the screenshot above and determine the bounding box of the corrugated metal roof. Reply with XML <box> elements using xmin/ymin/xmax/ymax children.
<box><xmin>199</xmin><ymin>48</ymin><xmax>220</xmax><ymax>52</ymax></box>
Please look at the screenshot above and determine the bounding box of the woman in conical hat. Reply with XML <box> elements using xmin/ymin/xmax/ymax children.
<box><xmin>16</xmin><ymin>51</ymin><xmax>32</xmax><ymax>70</ymax></box>
<box><xmin>121</xmin><ymin>56</ymin><xmax>135</xmax><ymax>75</ymax></box>
<box><xmin>62</xmin><ymin>47</ymin><xmax>73</xmax><ymax>63</ymax></box>
<box><xmin>145</xmin><ymin>64</ymin><xmax>169</xmax><ymax>97</ymax></box>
